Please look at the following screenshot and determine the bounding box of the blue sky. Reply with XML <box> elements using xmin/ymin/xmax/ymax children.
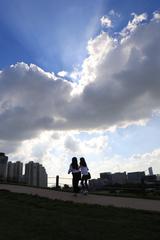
<box><xmin>0</xmin><ymin>0</ymin><xmax>104</xmax><ymax>72</ymax></box>
<box><xmin>0</xmin><ymin>0</ymin><xmax>159</xmax><ymax>72</ymax></box>
<box><xmin>0</xmin><ymin>0</ymin><xmax>160</xmax><ymax>178</ymax></box>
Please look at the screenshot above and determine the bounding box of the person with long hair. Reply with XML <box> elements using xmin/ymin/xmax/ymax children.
<box><xmin>68</xmin><ymin>157</ymin><xmax>81</xmax><ymax>196</ymax></box>
<box><xmin>79</xmin><ymin>157</ymin><xmax>90</xmax><ymax>195</ymax></box>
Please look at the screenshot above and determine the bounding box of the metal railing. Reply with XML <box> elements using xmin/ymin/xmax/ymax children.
<box><xmin>48</xmin><ymin>176</ymin><xmax>72</xmax><ymax>188</ymax></box>
<box><xmin>0</xmin><ymin>175</ymin><xmax>73</xmax><ymax>189</ymax></box>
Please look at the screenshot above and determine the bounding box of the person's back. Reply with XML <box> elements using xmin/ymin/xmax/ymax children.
<box><xmin>68</xmin><ymin>157</ymin><xmax>81</xmax><ymax>196</ymax></box>
<box><xmin>79</xmin><ymin>157</ymin><xmax>89</xmax><ymax>194</ymax></box>
<box><xmin>80</xmin><ymin>165</ymin><xmax>89</xmax><ymax>175</ymax></box>
<box><xmin>68</xmin><ymin>164</ymin><xmax>80</xmax><ymax>174</ymax></box>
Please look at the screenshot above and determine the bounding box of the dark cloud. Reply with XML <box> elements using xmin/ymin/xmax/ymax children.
<box><xmin>0</xmin><ymin>140</ymin><xmax>19</xmax><ymax>153</ymax></box>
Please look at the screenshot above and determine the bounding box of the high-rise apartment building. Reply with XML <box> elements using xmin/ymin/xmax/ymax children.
<box><xmin>13</xmin><ymin>161</ymin><xmax>23</xmax><ymax>182</ymax></box>
<box><xmin>7</xmin><ymin>161</ymin><xmax>23</xmax><ymax>182</ymax></box>
<box><xmin>0</xmin><ymin>152</ymin><xmax>8</xmax><ymax>181</ymax></box>
<box><xmin>25</xmin><ymin>161</ymin><xmax>47</xmax><ymax>187</ymax></box>
<box><xmin>25</xmin><ymin>161</ymin><xmax>36</xmax><ymax>186</ymax></box>
<box><xmin>37</xmin><ymin>164</ymin><xmax>48</xmax><ymax>188</ymax></box>
<box><xmin>7</xmin><ymin>162</ymin><xmax>14</xmax><ymax>181</ymax></box>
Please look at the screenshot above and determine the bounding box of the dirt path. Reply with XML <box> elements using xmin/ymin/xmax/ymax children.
<box><xmin>1</xmin><ymin>184</ymin><xmax>160</xmax><ymax>212</ymax></box>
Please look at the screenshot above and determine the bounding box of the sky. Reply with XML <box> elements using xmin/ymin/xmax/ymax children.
<box><xmin>0</xmin><ymin>0</ymin><xmax>160</xmax><ymax>185</ymax></box>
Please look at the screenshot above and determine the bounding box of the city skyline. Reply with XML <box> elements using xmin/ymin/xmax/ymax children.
<box><xmin>0</xmin><ymin>152</ymin><xmax>157</xmax><ymax>189</ymax></box>
<box><xmin>0</xmin><ymin>153</ymin><xmax>48</xmax><ymax>187</ymax></box>
<box><xmin>0</xmin><ymin>0</ymin><xmax>160</xmax><ymax>179</ymax></box>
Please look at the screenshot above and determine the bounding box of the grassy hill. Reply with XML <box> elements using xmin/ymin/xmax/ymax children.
<box><xmin>0</xmin><ymin>189</ymin><xmax>160</xmax><ymax>240</ymax></box>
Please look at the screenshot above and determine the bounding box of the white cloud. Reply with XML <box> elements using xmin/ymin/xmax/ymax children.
<box><xmin>0</xmin><ymin>62</ymin><xmax>72</xmax><ymax>141</ymax></box>
<box><xmin>120</xmin><ymin>13</ymin><xmax>147</xmax><ymax>38</ymax></box>
<box><xmin>7</xmin><ymin>123</ymin><xmax>160</xmax><ymax>179</ymax></box>
<box><xmin>7</xmin><ymin>130</ymin><xmax>108</xmax><ymax>178</ymax></box>
<box><xmin>153</xmin><ymin>11</ymin><xmax>160</xmax><ymax>21</ymax></box>
<box><xmin>71</xmin><ymin>31</ymin><xmax>115</xmax><ymax>95</ymax></box>
<box><xmin>70</xmin><ymin>68</ymin><xmax>81</xmax><ymax>81</ymax></box>
<box><xmin>89</xmin><ymin>148</ymin><xmax>160</xmax><ymax>178</ymax></box>
<box><xmin>100</xmin><ymin>16</ymin><xmax>112</xmax><ymax>28</ymax></box>
<box><xmin>66</xmin><ymin>16</ymin><xmax>160</xmax><ymax>134</ymax></box>
<box><xmin>57</xmin><ymin>70</ymin><xmax>68</xmax><ymax>77</ymax></box>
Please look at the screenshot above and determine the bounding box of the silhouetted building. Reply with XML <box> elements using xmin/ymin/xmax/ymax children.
<box><xmin>37</xmin><ymin>164</ymin><xmax>48</xmax><ymax>187</ymax></box>
<box><xmin>144</xmin><ymin>175</ymin><xmax>157</xmax><ymax>184</ymax></box>
<box><xmin>112</xmin><ymin>172</ymin><xmax>127</xmax><ymax>185</ymax></box>
<box><xmin>148</xmin><ymin>167</ymin><xmax>153</xmax><ymax>176</ymax></box>
<box><xmin>13</xmin><ymin>161</ymin><xmax>23</xmax><ymax>182</ymax></box>
<box><xmin>100</xmin><ymin>172</ymin><xmax>112</xmax><ymax>183</ymax></box>
<box><xmin>7</xmin><ymin>162</ymin><xmax>14</xmax><ymax>181</ymax></box>
<box><xmin>0</xmin><ymin>152</ymin><xmax>8</xmax><ymax>181</ymax></box>
<box><xmin>7</xmin><ymin>161</ymin><xmax>23</xmax><ymax>183</ymax></box>
<box><xmin>89</xmin><ymin>178</ymin><xmax>108</xmax><ymax>190</ymax></box>
<box><xmin>127</xmin><ymin>171</ymin><xmax>145</xmax><ymax>184</ymax></box>
<box><xmin>157</xmin><ymin>174</ymin><xmax>160</xmax><ymax>181</ymax></box>
<box><xmin>25</xmin><ymin>161</ymin><xmax>36</xmax><ymax>186</ymax></box>
<box><xmin>100</xmin><ymin>172</ymin><xmax>127</xmax><ymax>185</ymax></box>
<box><xmin>25</xmin><ymin>161</ymin><xmax>47</xmax><ymax>187</ymax></box>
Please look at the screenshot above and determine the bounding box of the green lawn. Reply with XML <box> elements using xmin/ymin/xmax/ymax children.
<box><xmin>0</xmin><ymin>190</ymin><xmax>160</xmax><ymax>240</ymax></box>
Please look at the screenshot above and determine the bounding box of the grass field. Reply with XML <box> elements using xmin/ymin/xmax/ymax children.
<box><xmin>91</xmin><ymin>189</ymin><xmax>160</xmax><ymax>200</ymax></box>
<box><xmin>0</xmin><ymin>190</ymin><xmax>160</xmax><ymax>240</ymax></box>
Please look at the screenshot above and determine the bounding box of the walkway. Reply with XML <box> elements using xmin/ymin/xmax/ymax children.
<box><xmin>1</xmin><ymin>184</ymin><xmax>160</xmax><ymax>212</ymax></box>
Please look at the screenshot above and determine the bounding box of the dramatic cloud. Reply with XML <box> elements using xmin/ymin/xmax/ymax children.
<box><xmin>0</xmin><ymin>63</ymin><xmax>72</xmax><ymax>141</ymax></box>
<box><xmin>0</xmin><ymin>14</ymin><xmax>160</xmax><ymax>145</ymax></box>
<box><xmin>67</xmin><ymin>14</ymin><xmax>160</xmax><ymax>130</ymax></box>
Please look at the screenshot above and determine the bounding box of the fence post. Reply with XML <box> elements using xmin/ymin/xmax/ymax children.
<box><xmin>56</xmin><ymin>175</ymin><xmax>59</xmax><ymax>189</ymax></box>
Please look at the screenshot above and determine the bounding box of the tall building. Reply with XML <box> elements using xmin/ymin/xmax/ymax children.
<box><xmin>0</xmin><ymin>152</ymin><xmax>8</xmax><ymax>181</ymax></box>
<box><xmin>25</xmin><ymin>161</ymin><xmax>47</xmax><ymax>187</ymax></box>
<box><xmin>148</xmin><ymin>167</ymin><xmax>153</xmax><ymax>176</ymax></box>
<box><xmin>127</xmin><ymin>171</ymin><xmax>145</xmax><ymax>184</ymax></box>
<box><xmin>37</xmin><ymin>164</ymin><xmax>48</xmax><ymax>188</ymax></box>
<box><xmin>13</xmin><ymin>161</ymin><xmax>23</xmax><ymax>182</ymax></box>
<box><xmin>7</xmin><ymin>162</ymin><xmax>14</xmax><ymax>182</ymax></box>
<box><xmin>25</xmin><ymin>161</ymin><xmax>36</xmax><ymax>186</ymax></box>
<box><xmin>7</xmin><ymin>161</ymin><xmax>23</xmax><ymax>183</ymax></box>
